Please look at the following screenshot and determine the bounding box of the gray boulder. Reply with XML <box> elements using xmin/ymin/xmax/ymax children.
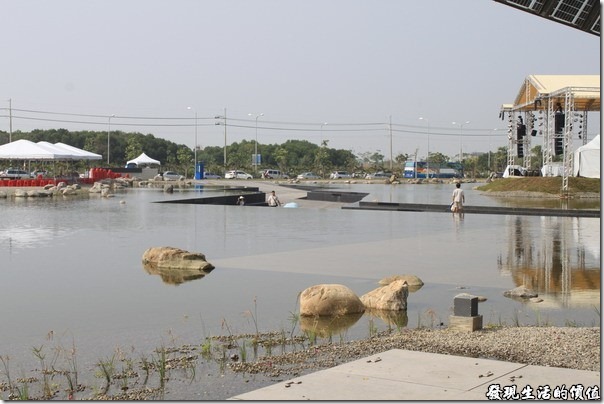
<box><xmin>503</xmin><ymin>285</ymin><xmax>538</xmax><ymax>299</ymax></box>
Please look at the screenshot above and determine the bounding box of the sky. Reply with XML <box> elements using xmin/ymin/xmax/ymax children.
<box><xmin>0</xmin><ymin>0</ymin><xmax>600</xmax><ymax>160</ymax></box>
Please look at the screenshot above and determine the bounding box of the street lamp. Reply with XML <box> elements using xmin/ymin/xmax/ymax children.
<box><xmin>107</xmin><ymin>114</ymin><xmax>115</xmax><ymax>165</ymax></box>
<box><xmin>187</xmin><ymin>106</ymin><xmax>198</xmax><ymax>179</ymax></box>
<box><xmin>452</xmin><ymin>121</ymin><xmax>471</xmax><ymax>162</ymax></box>
<box><xmin>248</xmin><ymin>113</ymin><xmax>263</xmax><ymax>172</ymax></box>
<box><xmin>320</xmin><ymin>122</ymin><xmax>328</xmax><ymax>139</ymax></box>
<box><xmin>419</xmin><ymin>117</ymin><xmax>430</xmax><ymax>179</ymax></box>
<box><xmin>489</xmin><ymin>128</ymin><xmax>498</xmax><ymax>173</ymax></box>
<box><xmin>215</xmin><ymin>109</ymin><xmax>227</xmax><ymax>175</ymax></box>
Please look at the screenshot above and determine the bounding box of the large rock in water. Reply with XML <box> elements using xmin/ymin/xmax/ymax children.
<box><xmin>360</xmin><ymin>279</ymin><xmax>409</xmax><ymax>311</ymax></box>
<box><xmin>299</xmin><ymin>284</ymin><xmax>365</xmax><ymax>316</ymax></box>
<box><xmin>142</xmin><ymin>247</ymin><xmax>214</xmax><ymax>272</ymax></box>
<box><xmin>378</xmin><ymin>274</ymin><xmax>424</xmax><ymax>292</ymax></box>
<box><xmin>503</xmin><ymin>285</ymin><xmax>538</xmax><ymax>299</ymax></box>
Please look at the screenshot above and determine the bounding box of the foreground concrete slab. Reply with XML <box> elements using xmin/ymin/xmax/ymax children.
<box><xmin>229</xmin><ymin>349</ymin><xmax>601</xmax><ymax>401</ymax></box>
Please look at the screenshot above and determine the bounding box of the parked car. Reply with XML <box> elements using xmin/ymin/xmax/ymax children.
<box><xmin>203</xmin><ymin>172</ymin><xmax>221</xmax><ymax>179</ymax></box>
<box><xmin>365</xmin><ymin>171</ymin><xmax>392</xmax><ymax>180</ymax></box>
<box><xmin>329</xmin><ymin>171</ymin><xmax>352</xmax><ymax>179</ymax></box>
<box><xmin>1</xmin><ymin>168</ymin><xmax>31</xmax><ymax>179</ymax></box>
<box><xmin>297</xmin><ymin>172</ymin><xmax>320</xmax><ymax>180</ymax></box>
<box><xmin>31</xmin><ymin>170</ymin><xmax>49</xmax><ymax>178</ymax></box>
<box><xmin>162</xmin><ymin>171</ymin><xmax>185</xmax><ymax>181</ymax></box>
<box><xmin>262</xmin><ymin>169</ymin><xmax>289</xmax><ymax>179</ymax></box>
<box><xmin>225</xmin><ymin>170</ymin><xmax>253</xmax><ymax>179</ymax></box>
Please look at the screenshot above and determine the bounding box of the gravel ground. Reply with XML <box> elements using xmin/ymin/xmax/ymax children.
<box><xmin>83</xmin><ymin>326</ymin><xmax>601</xmax><ymax>400</ymax></box>
<box><xmin>231</xmin><ymin>326</ymin><xmax>601</xmax><ymax>376</ymax></box>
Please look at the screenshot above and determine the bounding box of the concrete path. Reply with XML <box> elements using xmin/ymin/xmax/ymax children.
<box><xmin>229</xmin><ymin>349</ymin><xmax>601</xmax><ymax>401</ymax></box>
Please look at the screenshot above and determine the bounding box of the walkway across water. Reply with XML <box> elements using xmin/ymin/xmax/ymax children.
<box><xmin>343</xmin><ymin>201</ymin><xmax>600</xmax><ymax>218</ymax></box>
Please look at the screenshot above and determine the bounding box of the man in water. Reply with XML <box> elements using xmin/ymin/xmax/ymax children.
<box><xmin>451</xmin><ymin>182</ymin><xmax>465</xmax><ymax>213</ymax></box>
<box><xmin>267</xmin><ymin>190</ymin><xmax>281</xmax><ymax>207</ymax></box>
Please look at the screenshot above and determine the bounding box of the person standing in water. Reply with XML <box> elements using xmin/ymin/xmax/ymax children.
<box><xmin>451</xmin><ymin>182</ymin><xmax>465</xmax><ymax>213</ymax></box>
<box><xmin>267</xmin><ymin>190</ymin><xmax>281</xmax><ymax>207</ymax></box>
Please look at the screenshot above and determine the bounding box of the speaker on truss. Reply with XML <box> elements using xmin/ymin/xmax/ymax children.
<box><xmin>554</xmin><ymin>136</ymin><xmax>564</xmax><ymax>155</ymax></box>
<box><xmin>517</xmin><ymin>124</ymin><xmax>526</xmax><ymax>138</ymax></box>
<box><xmin>555</xmin><ymin>113</ymin><xmax>565</xmax><ymax>134</ymax></box>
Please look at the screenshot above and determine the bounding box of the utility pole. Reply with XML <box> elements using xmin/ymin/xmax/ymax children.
<box><xmin>8</xmin><ymin>98</ymin><xmax>12</xmax><ymax>143</ymax></box>
<box><xmin>389</xmin><ymin>115</ymin><xmax>393</xmax><ymax>171</ymax></box>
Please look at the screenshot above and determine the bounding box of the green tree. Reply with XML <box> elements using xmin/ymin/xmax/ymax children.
<box><xmin>314</xmin><ymin>140</ymin><xmax>331</xmax><ymax>178</ymax></box>
<box><xmin>427</xmin><ymin>152</ymin><xmax>449</xmax><ymax>166</ymax></box>
<box><xmin>125</xmin><ymin>136</ymin><xmax>143</xmax><ymax>161</ymax></box>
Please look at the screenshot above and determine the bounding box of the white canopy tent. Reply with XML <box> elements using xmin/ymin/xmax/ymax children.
<box><xmin>54</xmin><ymin>142</ymin><xmax>103</xmax><ymax>160</ymax></box>
<box><xmin>0</xmin><ymin>139</ymin><xmax>104</xmax><ymax>161</ymax></box>
<box><xmin>573</xmin><ymin>135</ymin><xmax>600</xmax><ymax>178</ymax></box>
<box><xmin>36</xmin><ymin>141</ymin><xmax>76</xmax><ymax>160</ymax></box>
<box><xmin>126</xmin><ymin>152</ymin><xmax>160</xmax><ymax>166</ymax></box>
<box><xmin>0</xmin><ymin>139</ymin><xmax>72</xmax><ymax>160</ymax></box>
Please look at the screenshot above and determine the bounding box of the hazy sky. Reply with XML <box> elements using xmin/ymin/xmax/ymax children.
<box><xmin>0</xmin><ymin>0</ymin><xmax>600</xmax><ymax>160</ymax></box>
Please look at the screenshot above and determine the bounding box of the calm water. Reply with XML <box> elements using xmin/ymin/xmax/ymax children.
<box><xmin>0</xmin><ymin>182</ymin><xmax>600</xmax><ymax>396</ymax></box>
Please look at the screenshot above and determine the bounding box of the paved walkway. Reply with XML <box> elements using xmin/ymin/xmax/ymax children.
<box><xmin>229</xmin><ymin>349</ymin><xmax>601</xmax><ymax>401</ymax></box>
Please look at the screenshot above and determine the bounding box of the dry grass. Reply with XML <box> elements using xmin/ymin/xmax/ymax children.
<box><xmin>476</xmin><ymin>177</ymin><xmax>601</xmax><ymax>195</ymax></box>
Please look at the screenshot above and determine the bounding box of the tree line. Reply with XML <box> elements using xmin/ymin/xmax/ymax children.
<box><xmin>0</xmin><ymin>128</ymin><xmax>542</xmax><ymax>178</ymax></box>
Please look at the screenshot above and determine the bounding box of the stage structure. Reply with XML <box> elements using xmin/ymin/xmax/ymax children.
<box><xmin>499</xmin><ymin>75</ymin><xmax>599</xmax><ymax>194</ymax></box>
<box><xmin>493</xmin><ymin>0</ymin><xmax>600</xmax><ymax>36</ymax></box>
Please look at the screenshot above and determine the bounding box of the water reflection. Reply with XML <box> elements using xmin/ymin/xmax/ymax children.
<box><xmin>142</xmin><ymin>263</ymin><xmax>214</xmax><ymax>285</ymax></box>
<box><xmin>299</xmin><ymin>313</ymin><xmax>364</xmax><ymax>338</ymax></box>
<box><xmin>365</xmin><ymin>308</ymin><xmax>409</xmax><ymax>328</ymax></box>
<box><xmin>499</xmin><ymin>216</ymin><xmax>600</xmax><ymax>308</ymax></box>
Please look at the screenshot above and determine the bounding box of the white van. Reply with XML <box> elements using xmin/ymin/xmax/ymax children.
<box><xmin>262</xmin><ymin>169</ymin><xmax>289</xmax><ymax>179</ymax></box>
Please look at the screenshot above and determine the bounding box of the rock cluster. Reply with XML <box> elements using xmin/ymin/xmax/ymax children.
<box><xmin>300</xmin><ymin>275</ymin><xmax>421</xmax><ymax>317</ymax></box>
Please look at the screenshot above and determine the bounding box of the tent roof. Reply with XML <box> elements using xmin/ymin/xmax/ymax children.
<box><xmin>576</xmin><ymin>134</ymin><xmax>600</xmax><ymax>152</ymax></box>
<box><xmin>0</xmin><ymin>139</ymin><xmax>71</xmax><ymax>160</ymax></box>
<box><xmin>126</xmin><ymin>152</ymin><xmax>160</xmax><ymax>165</ymax></box>
<box><xmin>54</xmin><ymin>142</ymin><xmax>103</xmax><ymax>160</ymax></box>
<box><xmin>512</xmin><ymin>75</ymin><xmax>600</xmax><ymax>112</ymax></box>
<box><xmin>36</xmin><ymin>141</ymin><xmax>77</xmax><ymax>160</ymax></box>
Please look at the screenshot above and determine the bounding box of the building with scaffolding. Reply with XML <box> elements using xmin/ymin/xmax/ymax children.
<box><xmin>499</xmin><ymin>74</ymin><xmax>600</xmax><ymax>193</ymax></box>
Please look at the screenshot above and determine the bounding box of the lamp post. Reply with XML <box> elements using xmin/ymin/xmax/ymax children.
<box><xmin>488</xmin><ymin>128</ymin><xmax>497</xmax><ymax>173</ymax></box>
<box><xmin>215</xmin><ymin>109</ymin><xmax>227</xmax><ymax>175</ymax></box>
<box><xmin>419</xmin><ymin>117</ymin><xmax>430</xmax><ymax>179</ymax></box>
<box><xmin>187</xmin><ymin>107</ymin><xmax>198</xmax><ymax>179</ymax></box>
<box><xmin>452</xmin><ymin>121</ymin><xmax>470</xmax><ymax>163</ymax></box>
<box><xmin>107</xmin><ymin>114</ymin><xmax>115</xmax><ymax>165</ymax></box>
<box><xmin>248</xmin><ymin>113</ymin><xmax>263</xmax><ymax>172</ymax></box>
<box><xmin>320</xmin><ymin>122</ymin><xmax>328</xmax><ymax>138</ymax></box>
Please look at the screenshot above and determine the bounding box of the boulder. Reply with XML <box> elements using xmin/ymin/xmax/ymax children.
<box><xmin>164</xmin><ymin>184</ymin><xmax>174</xmax><ymax>194</ymax></box>
<box><xmin>503</xmin><ymin>285</ymin><xmax>538</xmax><ymax>299</ymax></box>
<box><xmin>142</xmin><ymin>247</ymin><xmax>215</xmax><ymax>273</ymax></box>
<box><xmin>378</xmin><ymin>274</ymin><xmax>424</xmax><ymax>292</ymax></box>
<box><xmin>299</xmin><ymin>284</ymin><xmax>365</xmax><ymax>317</ymax></box>
<box><xmin>360</xmin><ymin>279</ymin><xmax>408</xmax><ymax>311</ymax></box>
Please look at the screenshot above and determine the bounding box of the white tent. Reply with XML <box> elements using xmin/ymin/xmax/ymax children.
<box><xmin>573</xmin><ymin>135</ymin><xmax>600</xmax><ymax>178</ymax></box>
<box><xmin>36</xmin><ymin>141</ymin><xmax>76</xmax><ymax>160</ymax></box>
<box><xmin>54</xmin><ymin>142</ymin><xmax>103</xmax><ymax>160</ymax></box>
<box><xmin>0</xmin><ymin>139</ymin><xmax>71</xmax><ymax>160</ymax></box>
<box><xmin>126</xmin><ymin>152</ymin><xmax>160</xmax><ymax>166</ymax></box>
